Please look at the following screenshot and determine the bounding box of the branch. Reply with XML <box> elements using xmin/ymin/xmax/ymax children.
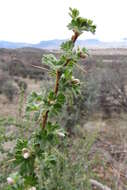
<box><xmin>71</xmin><ymin>31</ymin><xmax>79</xmax><ymax>43</ymax></box>
<box><xmin>31</xmin><ymin>64</ymin><xmax>50</xmax><ymax>72</ymax></box>
<box><xmin>42</xmin><ymin>31</ymin><xmax>80</xmax><ymax>129</ymax></box>
<box><xmin>64</xmin><ymin>58</ymin><xmax>72</xmax><ymax>67</ymax></box>
<box><xmin>75</xmin><ymin>64</ymin><xmax>87</xmax><ymax>73</ymax></box>
<box><xmin>90</xmin><ymin>179</ymin><xmax>112</xmax><ymax>190</ymax></box>
<box><xmin>42</xmin><ymin>110</ymin><xmax>49</xmax><ymax>129</ymax></box>
<box><xmin>54</xmin><ymin>70</ymin><xmax>61</xmax><ymax>95</ymax></box>
<box><xmin>1</xmin><ymin>158</ymin><xmax>16</xmax><ymax>169</ymax></box>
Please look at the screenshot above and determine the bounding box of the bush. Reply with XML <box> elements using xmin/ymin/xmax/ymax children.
<box><xmin>4</xmin><ymin>8</ymin><xmax>96</xmax><ymax>190</ymax></box>
<box><xmin>7</xmin><ymin>59</ymin><xmax>46</xmax><ymax>80</ymax></box>
<box><xmin>8</xmin><ymin>60</ymin><xmax>26</xmax><ymax>77</ymax></box>
<box><xmin>2</xmin><ymin>81</ymin><xmax>18</xmax><ymax>101</ymax></box>
<box><xmin>17</xmin><ymin>80</ymin><xmax>27</xmax><ymax>91</ymax></box>
<box><xmin>75</xmin><ymin>62</ymin><xmax>127</xmax><ymax>118</ymax></box>
<box><xmin>0</xmin><ymin>71</ymin><xmax>10</xmax><ymax>94</ymax></box>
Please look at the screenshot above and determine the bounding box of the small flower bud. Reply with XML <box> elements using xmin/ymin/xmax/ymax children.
<box><xmin>79</xmin><ymin>52</ymin><xmax>87</xmax><ymax>59</ymax></box>
<box><xmin>7</xmin><ymin>177</ymin><xmax>15</xmax><ymax>185</ymax></box>
<box><xmin>49</xmin><ymin>100</ymin><xmax>55</xmax><ymax>105</ymax></box>
<box><xmin>22</xmin><ymin>148</ymin><xmax>30</xmax><ymax>159</ymax></box>
<box><xmin>29</xmin><ymin>187</ymin><xmax>36</xmax><ymax>190</ymax></box>
<box><xmin>71</xmin><ymin>77</ymin><xmax>80</xmax><ymax>85</ymax></box>
<box><xmin>23</xmin><ymin>152</ymin><xmax>30</xmax><ymax>159</ymax></box>
<box><xmin>57</xmin><ymin>132</ymin><xmax>65</xmax><ymax>137</ymax></box>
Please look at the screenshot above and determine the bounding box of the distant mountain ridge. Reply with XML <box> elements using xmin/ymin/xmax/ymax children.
<box><xmin>0</xmin><ymin>39</ymin><xmax>127</xmax><ymax>49</ymax></box>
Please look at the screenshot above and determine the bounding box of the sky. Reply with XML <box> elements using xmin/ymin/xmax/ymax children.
<box><xmin>0</xmin><ymin>0</ymin><xmax>127</xmax><ymax>43</ymax></box>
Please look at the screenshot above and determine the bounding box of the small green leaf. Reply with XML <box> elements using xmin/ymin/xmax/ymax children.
<box><xmin>82</xmin><ymin>47</ymin><xmax>89</xmax><ymax>55</ymax></box>
<box><xmin>42</xmin><ymin>54</ymin><xmax>60</xmax><ymax>70</ymax></box>
<box><xmin>68</xmin><ymin>8</ymin><xmax>96</xmax><ymax>34</ymax></box>
<box><xmin>26</xmin><ymin>103</ymin><xmax>40</xmax><ymax>112</ymax></box>
<box><xmin>61</xmin><ymin>40</ymin><xmax>74</xmax><ymax>51</ymax></box>
<box><xmin>57</xmin><ymin>93</ymin><xmax>65</xmax><ymax>104</ymax></box>
<box><xmin>48</xmin><ymin>91</ymin><xmax>56</xmax><ymax>100</ymax></box>
<box><xmin>69</xmin><ymin>8</ymin><xmax>79</xmax><ymax>19</ymax></box>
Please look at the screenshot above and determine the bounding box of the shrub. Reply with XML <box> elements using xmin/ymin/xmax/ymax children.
<box><xmin>7</xmin><ymin>59</ymin><xmax>45</xmax><ymax>79</ymax></box>
<box><xmin>17</xmin><ymin>80</ymin><xmax>27</xmax><ymax>92</ymax></box>
<box><xmin>75</xmin><ymin>62</ymin><xmax>127</xmax><ymax>118</ymax></box>
<box><xmin>2</xmin><ymin>81</ymin><xmax>18</xmax><ymax>101</ymax></box>
<box><xmin>0</xmin><ymin>71</ymin><xmax>10</xmax><ymax>94</ymax></box>
<box><xmin>4</xmin><ymin>8</ymin><xmax>96</xmax><ymax>190</ymax></box>
<box><xmin>99</xmin><ymin>66</ymin><xmax>127</xmax><ymax>117</ymax></box>
<box><xmin>8</xmin><ymin>60</ymin><xmax>26</xmax><ymax>76</ymax></box>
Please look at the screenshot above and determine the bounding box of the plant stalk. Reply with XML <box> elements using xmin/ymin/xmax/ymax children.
<box><xmin>54</xmin><ymin>70</ymin><xmax>61</xmax><ymax>95</ymax></box>
<box><xmin>42</xmin><ymin>31</ymin><xmax>80</xmax><ymax>129</ymax></box>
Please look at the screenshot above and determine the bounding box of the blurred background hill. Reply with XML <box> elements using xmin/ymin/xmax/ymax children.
<box><xmin>1</xmin><ymin>39</ymin><xmax>127</xmax><ymax>49</ymax></box>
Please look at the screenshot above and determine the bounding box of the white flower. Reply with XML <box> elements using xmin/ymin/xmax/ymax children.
<box><xmin>7</xmin><ymin>177</ymin><xmax>15</xmax><ymax>185</ymax></box>
<box><xmin>57</xmin><ymin>132</ymin><xmax>65</xmax><ymax>137</ymax></box>
<box><xmin>29</xmin><ymin>187</ymin><xmax>36</xmax><ymax>190</ymax></box>
<box><xmin>22</xmin><ymin>148</ymin><xmax>30</xmax><ymax>159</ymax></box>
<box><xmin>23</xmin><ymin>152</ymin><xmax>30</xmax><ymax>159</ymax></box>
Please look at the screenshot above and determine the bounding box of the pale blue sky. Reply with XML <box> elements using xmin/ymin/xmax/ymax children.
<box><xmin>0</xmin><ymin>0</ymin><xmax>127</xmax><ymax>43</ymax></box>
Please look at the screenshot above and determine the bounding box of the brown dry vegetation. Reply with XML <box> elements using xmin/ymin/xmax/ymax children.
<box><xmin>1</xmin><ymin>48</ymin><xmax>127</xmax><ymax>189</ymax></box>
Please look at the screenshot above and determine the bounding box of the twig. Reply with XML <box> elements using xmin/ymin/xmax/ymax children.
<box><xmin>1</xmin><ymin>158</ymin><xmax>16</xmax><ymax>169</ymax></box>
<box><xmin>6</xmin><ymin>158</ymin><xmax>16</xmax><ymax>163</ymax></box>
<box><xmin>42</xmin><ymin>110</ymin><xmax>49</xmax><ymax>129</ymax></box>
<box><xmin>90</xmin><ymin>179</ymin><xmax>112</xmax><ymax>190</ymax></box>
<box><xmin>31</xmin><ymin>64</ymin><xmax>50</xmax><ymax>72</ymax></box>
<box><xmin>54</xmin><ymin>70</ymin><xmax>61</xmax><ymax>95</ymax></box>
<box><xmin>75</xmin><ymin>64</ymin><xmax>87</xmax><ymax>73</ymax></box>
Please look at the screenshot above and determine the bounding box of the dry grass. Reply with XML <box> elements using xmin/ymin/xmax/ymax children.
<box><xmin>0</xmin><ymin>78</ymin><xmax>41</xmax><ymax>117</ymax></box>
<box><xmin>85</xmin><ymin>114</ymin><xmax>127</xmax><ymax>190</ymax></box>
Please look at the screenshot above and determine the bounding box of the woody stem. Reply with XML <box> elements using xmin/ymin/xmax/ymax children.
<box><xmin>42</xmin><ymin>31</ymin><xmax>79</xmax><ymax>129</ymax></box>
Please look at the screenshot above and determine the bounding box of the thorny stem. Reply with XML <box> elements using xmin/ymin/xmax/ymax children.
<box><xmin>64</xmin><ymin>58</ymin><xmax>72</xmax><ymax>67</ymax></box>
<box><xmin>42</xmin><ymin>32</ymin><xmax>82</xmax><ymax>129</ymax></box>
<box><xmin>54</xmin><ymin>70</ymin><xmax>61</xmax><ymax>95</ymax></box>
<box><xmin>42</xmin><ymin>110</ymin><xmax>49</xmax><ymax>129</ymax></box>
<box><xmin>71</xmin><ymin>31</ymin><xmax>79</xmax><ymax>43</ymax></box>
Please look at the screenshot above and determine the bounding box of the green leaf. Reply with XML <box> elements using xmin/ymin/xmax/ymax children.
<box><xmin>42</xmin><ymin>54</ymin><xmax>60</xmax><ymax>70</ymax></box>
<box><xmin>63</xmin><ymin>68</ymin><xmax>73</xmax><ymax>80</ymax></box>
<box><xmin>68</xmin><ymin>8</ymin><xmax>96</xmax><ymax>34</ymax></box>
<box><xmin>69</xmin><ymin>8</ymin><xmax>79</xmax><ymax>19</ymax></box>
<box><xmin>27</xmin><ymin>91</ymin><xmax>43</xmax><ymax>104</ymax></box>
<box><xmin>53</xmin><ymin>103</ymin><xmax>62</xmax><ymax>111</ymax></box>
<box><xmin>48</xmin><ymin>91</ymin><xmax>56</xmax><ymax>101</ymax></box>
<box><xmin>46</xmin><ymin>122</ymin><xmax>60</xmax><ymax>132</ymax></box>
<box><xmin>61</xmin><ymin>40</ymin><xmax>74</xmax><ymax>52</ymax></box>
<box><xmin>26</xmin><ymin>103</ymin><xmax>40</xmax><ymax>112</ymax></box>
<box><xmin>57</xmin><ymin>93</ymin><xmax>65</xmax><ymax>104</ymax></box>
<box><xmin>34</xmin><ymin>111</ymin><xmax>40</xmax><ymax>121</ymax></box>
<box><xmin>82</xmin><ymin>47</ymin><xmax>89</xmax><ymax>55</ymax></box>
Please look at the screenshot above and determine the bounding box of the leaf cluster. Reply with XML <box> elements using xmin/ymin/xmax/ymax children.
<box><xmin>68</xmin><ymin>7</ymin><xmax>96</xmax><ymax>35</ymax></box>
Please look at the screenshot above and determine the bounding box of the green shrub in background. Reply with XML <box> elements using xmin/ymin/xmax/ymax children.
<box><xmin>4</xmin><ymin>8</ymin><xmax>96</xmax><ymax>190</ymax></box>
<box><xmin>2</xmin><ymin>81</ymin><xmax>18</xmax><ymax>102</ymax></box>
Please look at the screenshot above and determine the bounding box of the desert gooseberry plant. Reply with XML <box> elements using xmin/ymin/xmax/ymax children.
<box><xmin>6</xmin><ymin>8</ymin><xmax>96</xmax><ymax>190</ymax></box>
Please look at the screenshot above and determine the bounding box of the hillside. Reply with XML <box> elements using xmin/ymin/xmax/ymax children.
<box><xmin>0</xmin><ymin>47</ymin><xmax>127</xmax><ymax>80</ymax></box>
<box><xmin>1</xmin><ymin>39</ymin><xmax>127</xmax><ymax>49</ymax></box>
